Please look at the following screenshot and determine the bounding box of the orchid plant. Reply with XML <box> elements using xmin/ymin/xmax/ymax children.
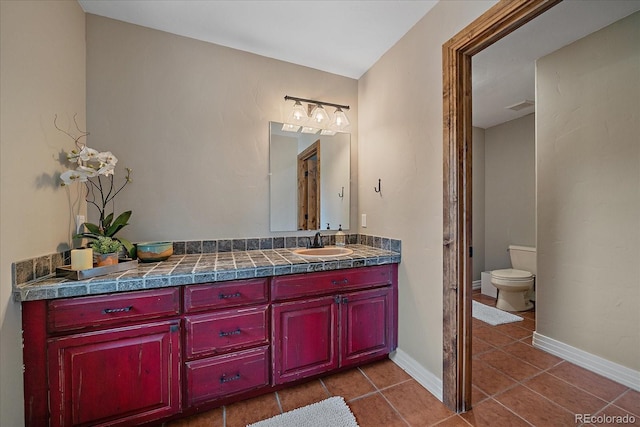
<box><xmin>57</xmin><ymin>115</ymin><xmax>134</xmax><ymax>257</ymax></box>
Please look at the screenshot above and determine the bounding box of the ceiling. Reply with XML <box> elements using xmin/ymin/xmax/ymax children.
<box><xmin>77</xmin><ymin>0</ymin><xmax>438</xmax><ymax>80</ymax></box>
<box><xmin>472</xmin><ymin>0</ymin><xmax>640</xmax><ymax>129</ymax></box>
<box><xmin>78</xmin><ymin>0</ymin><xmax>640</xmax><ymax>129</ymax></box>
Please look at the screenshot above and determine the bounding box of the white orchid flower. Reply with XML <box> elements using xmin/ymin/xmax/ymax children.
<box><xmin>98</xmin><ymin>151</ymin><xmax>118</xmax><ymax>166</ymax></box>
<box><xmin>98</xmin><ymin>163</ymin><xmax>116</xmax><ymax>176</ymax></box>
<box><xmin>77</xmin><ymin>165</ymin><xmax>99</xmax><ymax>178</ymax></box>
<box><xmin>60</xmin><ymin>169</ymin><xmax>90</xmax><ymax>185</ymax></box>
<box><xmin>66</xmin><ymin>149</ymin><xmax>81</xmax><ymax>163</ymax></box>
<box><xmin>79</xmin><ymin>147</ymin><xmax>99</xmax><ymax>162</ymax></box>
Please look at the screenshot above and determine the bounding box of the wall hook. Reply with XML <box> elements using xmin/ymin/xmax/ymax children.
<box><xmin>374</xmin><ymin>179</ymin><xmax>381</xmax><ymax>193</ymax></box>
<box><xmin>338</xmin><ymin>186</ymin><xmax>344</xmax><ymax>198</ymax></box>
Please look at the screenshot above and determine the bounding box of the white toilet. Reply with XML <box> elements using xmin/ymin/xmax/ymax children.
<box><xmin>491</xmin><ymin>245</ymin><xmax>536</xmax><ymax>312</ymax></box>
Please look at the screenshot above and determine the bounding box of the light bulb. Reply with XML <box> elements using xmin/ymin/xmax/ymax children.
<box><xmin>329</xmin><ymin>107</ymin><xmax>350</xmax><ymax>131</ymax></box>
<box><xmin>310</xmin><ymin>105</ymin><xmax>330</xmax><ymax>125</ymax></box>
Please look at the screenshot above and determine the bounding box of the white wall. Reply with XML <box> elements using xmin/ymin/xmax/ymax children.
<box><xmin>0</xmin><ymin>1</ymin><xmax>86</xmax><ymax>425</ymax></box>
<box><xmin>536</xmin><ymin>12</ymin><xmax>639</xmax><ymax>371</ymax></box>
<box><xmin>484</xmin><ymin>114</ymin><xmax>536</xmax><ymax>271</ymax></box>
<box><xmin>472</xmin><ymin>127</ymin><xmax>486</xmax><ymax>281</ymax></box>
<box><xmin>86</xmin><ymin>14</ymin><xmax>358</xmax><ymax>242</ymax></box>
<box><xmin>358</xmin><ymin>0</ymin><xmax>497</xmax><ymax>380</ymax></box>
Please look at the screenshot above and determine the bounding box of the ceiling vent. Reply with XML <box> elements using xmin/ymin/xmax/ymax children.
<box><xmin>505</xmin><ymin>100</ymin><xmax>535</xmax><ymax>111</ymax></box>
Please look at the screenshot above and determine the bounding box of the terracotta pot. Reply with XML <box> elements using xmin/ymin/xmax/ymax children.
<box><xmin>94</xmin><ymin>252</ymin><xmax>119</xmax><ymax>267</ymax></box>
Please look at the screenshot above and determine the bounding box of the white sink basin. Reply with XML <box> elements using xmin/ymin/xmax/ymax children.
<box><xmin>293</xmin><ymin>247</ymin><xmax>354</xmax><ymax>257</ymax></box>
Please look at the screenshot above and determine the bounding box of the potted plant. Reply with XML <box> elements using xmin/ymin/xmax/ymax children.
<box><xmin>57</xmin><ymin>115</ymin><xmax>134</xmax><ymax>257</ymax></box>
<box><xmin>91</xmin><ymin>236</ymin><xmax>123</xmax><ymax>267</ymax></box>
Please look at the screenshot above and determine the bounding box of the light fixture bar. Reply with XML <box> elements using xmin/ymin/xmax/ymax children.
<box><xmin>284</xmin><ymin>95</ymin><xmax>349</xmax><ymax>111</ymax></box>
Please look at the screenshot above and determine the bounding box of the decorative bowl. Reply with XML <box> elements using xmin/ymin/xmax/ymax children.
<box><xmin>136</xmin><ymin>241</ymin><xmax>173</xmax><ymax>262</ymax></box>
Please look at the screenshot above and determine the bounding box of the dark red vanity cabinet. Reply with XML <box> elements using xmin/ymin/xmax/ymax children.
<box><xmin>23</xmin><ymin>288</ymin><xmax>182</xmax><ymax>427</ymax></box>
<box><xmin>182</xmin><ymin>278</ymin><xmax>270</xmax><ymax>407</ymax></box>
<box><xmin>48</xmin><ymin>320</ymin><xmax>181</xmax><ymax>427</ymax></box>
<box><xmin>22</xmin><ymin>264</ymin><xmax>398</xmax><ymax>426</ymax></box>
<box><xmin>271</xmin><ymin>265</ymin><xmax>397</xmax><ymax>385</ymax></box>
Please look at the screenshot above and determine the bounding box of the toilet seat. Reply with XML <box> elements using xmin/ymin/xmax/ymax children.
<box><xmin>491</xmin><ymin>268</ymin><xmax>533</xmax><ymax>280</ymax></box>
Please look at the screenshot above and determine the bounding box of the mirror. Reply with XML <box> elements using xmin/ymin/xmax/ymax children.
<box><xmin>269</xmin><ymin>122</ymin><xmax>350</xmax><ymax>231</ymax></box>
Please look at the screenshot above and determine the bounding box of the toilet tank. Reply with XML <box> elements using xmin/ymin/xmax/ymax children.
<box><xmin>508</xmin><ymin>245</ymin><xmax>536</xmax><ymax>274</ymax></box>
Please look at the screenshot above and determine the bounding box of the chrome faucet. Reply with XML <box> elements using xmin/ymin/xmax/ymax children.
<box><xmin>307</xmin><ymin>231</ymin><xmax>324</xmax><ymax>248</ymax></box>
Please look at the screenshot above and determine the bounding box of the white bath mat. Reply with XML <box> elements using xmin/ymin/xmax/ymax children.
<box><xmin>247</xmin><ymin>396</ymin><xmax>359</xmax><ymax>427</ymax></box>
<box><xmin>472</xmin><ymin>300</ymin><xmax>523</xmax><ymax>326</ymax></box>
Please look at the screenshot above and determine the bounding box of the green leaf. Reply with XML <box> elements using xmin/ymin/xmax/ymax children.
<box><xmin>103</xmin><ymin>212</ymin><xmax>114</xmax><ymax>229</ymax></box>
<box><xmin>73</xmin><ymin>232</ymin><xmax>101</xmax><ymax>240</ymax></box>
<box><xmin>117</xmin><ymin>237</ymin><xmax>135</xmax><ymax>259</ymax></box>
<box><xmin>105</xmin><ymin>211</ymin><xmax>132</xmax><ymax>237</ymax></box>
<box><xmin>83</xmin><ymin>223</ymin><xmax>102</xmax><ymax>235</ymax></box>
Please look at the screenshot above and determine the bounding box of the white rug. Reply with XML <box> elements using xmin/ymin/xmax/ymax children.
<box><xmin>247</xmin><ymin>396</ymin><xmax>359</xmax><ymax>427</ymax></box>
<box><xmin>472</xmin><ymin>301</ymin><xmax>523</xmax><ymax>326</ymax></box>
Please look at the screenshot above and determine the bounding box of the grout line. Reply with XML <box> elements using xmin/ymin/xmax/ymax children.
<box><xmin>274</xmin><ymin>391</ymin><xmax>284</xmax><ymax>414</ymax></box>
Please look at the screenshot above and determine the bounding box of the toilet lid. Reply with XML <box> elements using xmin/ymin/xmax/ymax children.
<box><xmin>491</xmin><ymin>268</ymin><xmax>533</xmax><ymax>280</ymax></box>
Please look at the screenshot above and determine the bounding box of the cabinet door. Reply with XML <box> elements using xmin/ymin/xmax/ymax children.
<box><xmin>340</xmin><ymin>287</ymin><xmax>392</xmax><ymax>368</ymax></box>
<box><xmin>48</xmin><ymin>320</ymin><xmax>181</xmax><ymax>427</ymax></box>
<box><xmin>272</xmin><ymin>296</ymin><xmax>338</xmax><ymax>384</ymax></box>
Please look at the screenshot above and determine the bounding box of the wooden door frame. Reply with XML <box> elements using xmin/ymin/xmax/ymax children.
<box><xmin>441</xmin><ymin>0</ymin><xmax>562</xmax><ymax>412</ymax></box>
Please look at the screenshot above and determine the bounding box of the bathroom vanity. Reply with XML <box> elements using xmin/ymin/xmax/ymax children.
<box><xmin>16</xmin><ymin>244</ymin><xmax>399</xmax><ymax>426</ymax></box>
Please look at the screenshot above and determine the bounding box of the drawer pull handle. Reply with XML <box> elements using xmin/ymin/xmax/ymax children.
<box><xmin>219</xmin><ymin>292</ymin><xmax>241</xmax><ymax>299</ymax></box>
<box><xmin>331</xmin><ymin>279</ymin><xmax>348</xmax><ymax>285</ymax></box>
<box><xmin>103</xmin><ymin>306</ymin><xmax>132</xmax><ymax>314</ymax></box>
<box><xmin>220</xmin><ymin>373</ymin><xmax>241</xmax><ymax>383</ymax></box>
<box><xmin>219</xmin><ymin>328</ymin><xmax>241</xmax><ymax>337</ymax></box>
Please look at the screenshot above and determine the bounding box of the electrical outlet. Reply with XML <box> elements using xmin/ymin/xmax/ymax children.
<box><xmin>76</xmin><ymin>215</ymin><xmax>85</xmax><ymax>234</ymax></box>
<box><xmin>361</xmin><ymin>214</ymin><xmax>367</xmax><ymax>228</ymax></box>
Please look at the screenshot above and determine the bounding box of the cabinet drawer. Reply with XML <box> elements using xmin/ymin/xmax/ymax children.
<box><xmin>184</xmin><ymin>278</ymin><xmax>268</xmax><ymax>312</ymax></box>
<box><xmin>185</xmin><ymin>345</ymin><xmax>269</xmax><ymax>407</ymax></box>
<box><xmin>47</xmin><ymin>288</ymin><xmax>180</xmax><ymax>333</ymax></box>
<box><xmin>271</xmin><ymin>265</ymin><xmax>392</xmax><ymax>301</ymax></box>
<box><xmin>185</xmin><ymin>305</ymin><xmax>268</xmax><ymax>359</ymax></box>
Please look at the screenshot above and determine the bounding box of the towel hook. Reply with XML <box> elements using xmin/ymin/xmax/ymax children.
<box><xmin>374</xmin><ymin>179</ymin><xmax>381</xmax><ymax>193</ymax></box>
<box><xmin>338</xmin><ymin>186</ymin><xmax>344</xmax><ymax>198</ymax></box>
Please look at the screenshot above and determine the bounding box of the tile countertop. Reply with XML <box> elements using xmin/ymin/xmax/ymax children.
<box><xmin>14</xmin><ymin>244</ymin><xmax>401</xmax><ymax>302</ymax></box>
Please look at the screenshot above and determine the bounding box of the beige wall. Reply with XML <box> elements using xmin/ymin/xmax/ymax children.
<box><xmin>536</xmin><ymin>12</ymin><xmax>639</xmax><ymax>370</ymax></box>
<box><xmin>358</xmin><ymin>0</ymin><xmax>497</xmax><ymax>378</ymax></box>
<box><xmin>472</xmin><ymin>127</ymin><xmax>486</xmax><ymax>281</ymax></box>
<box><xmin>0</xmin><ymin>1</ymin><xmax>86</xmax><ymax>424</ymax></box>
<box><xmin>86</xmin><ymin>14</ymin><xmax>358</xmax><ymax>241</ymax></box>
<box><xmin>484</xmin><ymin>114</ymin><xmax>536</xmax><ymax>271</ymax></box>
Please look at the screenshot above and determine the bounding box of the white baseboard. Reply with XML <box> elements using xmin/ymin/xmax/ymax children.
<box><xmin>533</xmin><ymin>332</ymin><xmax>640</xmax><ymax>391</ymax></box>
<box><xmin>389</xmin><ymin>348</ymin><xmax>443</xmax><ymax>401</ymax></box>
<box><xmin>472</xmin><ymin>280</ymin><xmax>481</xmax><ymax>291</ymax></box>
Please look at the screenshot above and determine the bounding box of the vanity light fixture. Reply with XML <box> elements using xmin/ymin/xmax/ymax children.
<box><xmin>284</xmin><ymin>95</ymin><xmax>350</xmax><ymax>133</ymax></box>
<box><xmin>329</xmin><ymin>107</ymin><xmax>350</xmax><ymax>131</ymax></box>
<box><xmin>286</xmin><ymin>100</ymin><xmax>309</xmax><ymax>125</ymax></box>
<box><xmin>309</xmin><ymin>104</ymin><xmax>331</xmax><ymax>125</ymax></box>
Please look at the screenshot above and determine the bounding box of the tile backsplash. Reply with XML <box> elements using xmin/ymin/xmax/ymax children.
<box><xmin>12</xmin><ymin>234</ymin><xmax>401</xmax><ymax>287</ymax></box>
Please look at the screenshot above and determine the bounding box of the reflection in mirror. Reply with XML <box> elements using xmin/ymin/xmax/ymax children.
<box><xmin>270</xmin><ymin>122</ymin><xmax>350</xmax><ymax>231</ymax></box>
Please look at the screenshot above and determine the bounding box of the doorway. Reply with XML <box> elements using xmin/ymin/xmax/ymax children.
<box><xmin>441</xmin><ymin>0</ymin><xmax>562</xmax><ymax>412</ymax></box>
<box><xmin>297</xmin><ymin>140</ymin><xmax>321</xmax><ymax>230</ymax></box>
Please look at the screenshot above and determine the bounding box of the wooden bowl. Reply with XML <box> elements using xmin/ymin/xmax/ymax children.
<box><xmin>136</xmin><ymin>241</ymin><xmax>173</xmax><ymax>262</ymax></box>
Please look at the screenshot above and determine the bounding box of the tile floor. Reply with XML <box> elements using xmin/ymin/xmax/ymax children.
<box><xmin>168</xmin><ymin>292</ymin><xmax>639</xmax><ymax>427</ymax></box>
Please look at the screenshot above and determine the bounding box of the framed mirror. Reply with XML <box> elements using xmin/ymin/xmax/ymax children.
<box><xmin>269</xmin><ymin>122</ymin><xmax>350</xmax><ymax>231</ymax></box>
